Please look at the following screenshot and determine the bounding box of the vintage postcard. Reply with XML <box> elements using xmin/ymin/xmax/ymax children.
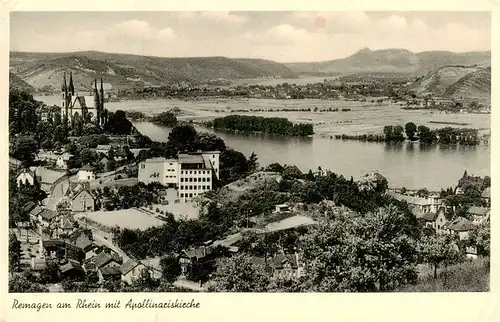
<box><xmin>1</xmin><ymin>0</ymin><xmax>498</xmax><ymax>321</ymax></box>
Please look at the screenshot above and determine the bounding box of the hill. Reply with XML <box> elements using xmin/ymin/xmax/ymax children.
<box><xmin>9</xmin><ymin>51</ymin><xmax>297</xmax><ymax>92</ymax></box>
<box><xmin>9</xmin><ymin>72</ymin><xmax>35</xmax><ymax>93</ymax></box>
<box><xmin>285</xmin><ymin>48</ymin><xmax>490</xmax><ymax>75</ymax></box>
<box><xmin>405</xmin><ymin>65</ymin><xmax>480</xmax><ymax>96</ymax></box>
<box><xmin>443</xmin><ymin>67</ymin><xmax>491</xmax><ymax>100</ymax></box>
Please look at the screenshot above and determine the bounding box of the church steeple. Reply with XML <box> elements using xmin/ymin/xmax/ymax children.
<box><xmin>100</xmin><ymin>78</ymin><xmax>105</xmax><ymax>112</ymax></box>
<box><xmin>94</xmin><ymin>79</ymin><xmax>101</xmax><ymax>126</ymax></box>
<box><xmin>69</xmin><ymin>71</ymin><xmax>75</xmax><ymax>95</ymax></box>
<box><xmin>62</xmin><ymin>72</ymin><xmax>67</xmax><ymax>92</ymax></box>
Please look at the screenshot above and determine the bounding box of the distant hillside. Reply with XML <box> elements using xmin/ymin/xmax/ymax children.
<box><xmin>9</xmin><ymin>51</ymin><xmax>297</xmax><ymax>91</ymax></box>
<box><xmin>405</xmin><ymin>66</ymin><xmax>480</xmax><ymax>96</ymax></box>
<box><xmin>443</xmin><ymin>67</ymin><xmax>491</xmax><ymax>100</ymax></box>
<box><xmin>9</xmin><ymin>72</ymin><xmax>35</xmax><ymax>93</ymax></box>
<box><xmin>286</xmin><ymin>48</ymin><xmax>490</xmax><ymax>75</ymax></box>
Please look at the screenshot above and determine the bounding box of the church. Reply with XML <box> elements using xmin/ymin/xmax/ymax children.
<box><xmin>61</xmin><ymin>72</ymin><xmax>106</xmax><ymax>126</ymax></box>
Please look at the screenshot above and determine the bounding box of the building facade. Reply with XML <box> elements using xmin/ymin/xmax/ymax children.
<box><xmin>60</xmin><ymin>72</ymin><xmax>107</xmax><ymax>127</ymax></box>
<box><xmin>138</xmin><ymin>151</ymin><xmax>220</xmax><ymax>201</ymax></box>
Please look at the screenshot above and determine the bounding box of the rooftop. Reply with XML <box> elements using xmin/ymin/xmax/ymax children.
<box><xmin>119</xmin><ymin>259</ymin><xmax>142</xmax><ymax>275</ymax></box>
<box><xmin>178</xmin><ymin>154</ymin><xmax>204</xmax><ymax>164</ymax></box>
<box><xmin>467</xmin><ymin>206</ymin><xmax>489</xmax><ymax>216</ymax></box>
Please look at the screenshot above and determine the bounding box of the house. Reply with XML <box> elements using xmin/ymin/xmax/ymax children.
<box><xmin>41</xmin><ymin>240</ymin><xmax>86</xmax><ymax>264</ymax></box>
<box><xmin>29</xmin><ymin>206</ymin><xmax>45</xmax><ymax>223</ymax></box>
<box><xmin>56</xmin><ymin>152</ymin><xmax>72</xmax><ymax>170</ymax></box>
<box><xmin>387</xmin><ymin>191</ymin><xmax>442</xmax><ymax>213</ymax></box>
<box><xmin>69</xmin><ymin>229</ymin><xmax>94</xmax><ymax>252</ymax></box>
<box><xmin>77</xmin><ymin>164</ymin><xmax>96</xmax><ymax>182</ymax></box>
<box><xmin>57</xmin><ymin>216</ymin><xmax>77</xmax><ymax>236</ymax></box>
<box><xmin>16</xmin><ymin>169</ymin><xmax>41</xmax><ymax>187</ymax></box>
<box><xmin>38</xmin><ymin>208</ymin><xmax>60</xmax><ymax>227</ymax></box>
<box><xmin>112</xmin><ymin>147</ymin><xmax>128</xmax><ymax>161</ymax></box>
<box><xmin>420</xmin><ymin>207</ymin><xmax>448</xmax><ymax>233</ymax></box>
<box><xmin>71</xmin><ymin>189</ymin><xmax>96</xmax><ymax>212</ymax></box>
<box><xmin>98</xmin><ymin>266</ymin><xmax>122</xmax><ymax>284</ymax></box>
<box><xmin>467</xmin><ymin>206</ymin><xmax>490</xmax><ymax>224</ymax></box>
<box><xmin>59</xmin><ymin>259</ymin><xmax>85</xmax><ymax>281</ymax></box>
<box><xmin>268</xmin><ymin>253</ymin><xmax>303</xmax><ymax>279</ymax></box>
<box><xmin>99</xmin><ymin>156</ymin><xmax>109</xmax><ymax>169</ymax></box>
<box><xmin>481</xmin><ymin>187</ymin><xmax>490</xmax><ymax>207</ymax></box>
<box><xmin>138</xmin><ymin>151</ymin><xmax>220</xmax><ymax>201</ymax></box>
<box><xmin>178</xmin><ymin>246</ymin><xmax>209</xmax><ymax>277</ymax></box>
<box><xmin>91</xmin><ymin>251</ymin><xmax>123</xmax><ymax>270</ymax></box>
<box><xmin>119</xmin><ymin>259</ymin><xmax>147</xmax><ymax>285</ymax></box>
<box><xmin>444</xmin><ymin>217</ymin><xmax>474</xmax><ymax>241</ymax></box>
<box><xmin>274</xmin><ymin>204</ymin><xmax>291</xmax><ymax>213</ymax></box>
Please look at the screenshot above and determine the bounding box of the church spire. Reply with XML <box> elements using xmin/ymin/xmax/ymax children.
<box><xmin>94</xmin><ymin>79</ymin><xmax>101</xmax><ymax>126</ymax></box>
<box><xmin>62</xmin><ymin>72</ymin><xmax>67</xmax><ymax>92</ymax></box>
<box><xmin>100</xmin><ymin>78</ymin><xmax>105</xmax><ymax>112</ymax></box>
<box><xmin>69</xmin><ymin>71</ymin><xmax>75</xmax><ymax>95</ymax></box>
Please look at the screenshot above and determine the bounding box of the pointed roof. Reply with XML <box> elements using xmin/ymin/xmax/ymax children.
<box><xmin>481</xmin><ymin>187</ymin><xmax>490</xmax><ymax>199</ymax></box>
<box><xmin>119</xmin><ymin>259</ymin><xmax>143</xmax><ymax>275</ymax></box>
<box><xmin>69</xmin><ymin>71</ymin><xmax>75</xmax><ymax>94</ymax></box>
<box><xmin>62</xmin><ymin>72</ymin><xmax>67</xmax><ymax>91</ymax></box>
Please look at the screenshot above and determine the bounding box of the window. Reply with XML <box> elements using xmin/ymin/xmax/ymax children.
<box><xmin>190</xmin><ymin>171</ymin><xmax>192</xmax><ymax>174</ymax></box>
<box><xmin>141</xmin><ymin>164</ymin><xmax>145</xmax><ymax>169</ymax></box>
<box><xmin>207</xmin><ymin>177</ymin><xmax>211</xmax><ymax>182</ymax></box>
<box><xmin>181</xmin><ymin>178</ymin><xmax>184</xmax><ymax>182</ymax></box>
<box><xmin>194</xmin><ymin>186</ymin><xmax>197</xmax><ymax>190</ymax></box>
<box><xmin>189</xmin><ymin>178</ymin><xmax>193</xmax><ymax>182</ymax></box>
<box><xmin>189</xmin><ymin>185</ymin><xmax>192</xmax><ymax>190</ymax></box>
<box><xmin>189</xmin><ymin>193</ymin><xmax>193</xmax><ymax>198</ymax></box>
<box><xmin>180</xmin><ymin>193</ymin><xmax>184</xmax><ymax>197</ymax></box>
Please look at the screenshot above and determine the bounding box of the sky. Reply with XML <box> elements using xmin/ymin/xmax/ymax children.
<box><xmin>10</xmin><ymin>11</ymin><xmax>491</xmax><ymax>62</ymax></box>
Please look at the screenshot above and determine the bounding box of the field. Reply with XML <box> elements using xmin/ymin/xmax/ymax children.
<box><xmin>75</xmin><ymin>208</ymin><xmax>166</xmax><ymax>230</ymax></box>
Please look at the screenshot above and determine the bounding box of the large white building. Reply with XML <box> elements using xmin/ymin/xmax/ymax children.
<box><xmin>138</xmin><ymin>151</ymin><xmax>220</xmax><ymax>201</ymax></box>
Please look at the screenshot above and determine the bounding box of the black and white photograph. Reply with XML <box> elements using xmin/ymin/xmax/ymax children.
<box><xmin>7</xmin><ymin>10</ymin><xmax>491</xmax><ymax>294</ymax></box>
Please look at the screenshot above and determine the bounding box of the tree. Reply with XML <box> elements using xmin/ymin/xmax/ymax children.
<box><xmin>419</xmin><ymin>234</ymin><xmax>462</xmax><ymax>279</ymax></box>
<box><xmin>405</xmin><ymin>122</ymin><xmax>417</xmax><ymax>140</ymax></box>
<box><xmin>9</xmin><ymin>233</ymin><xmax>21</xmax><ymax>272</ymax></box>
<box><xmin>468</xmin><ymin>221</ymin><xmax>490</xmax><ymax>257</ymax></box>
<box><xmin>10</xmin><ymin>135</ymin><xmax>39</xmax><ymax>165</ymax></box>
<box><xmin>166</xmin><ymin>124</ymin><xmax>198</xmax><ymax>156</ymax></box>
<box><xmin>383</xmin><ymin>125</ymin><xmax>394</xmax><ymax>140</ymax></box>
<box><xmin>248</xmin><ymin>152</ymin><xmax>259</xmax><ymax>173</ymax></box>
<box><xmin>103</xmin><ymin>110</ymin><xmax>133</xmax><ymax>135</ymax></box>
<box><xmin>195</xmin><ymin>133</ymin><xmax>227</xmax><ymax>152</ymax></box>
<box><xmin>265</xmin><ymin>163</ymin><xmax>284</xmax><ymax>174</ymax></box>
<box><xmin>393</xmin><ymin>125</ymin><xmax>405</xmax><ymax>141</ymax></box>
<box><xmin>9</xmin><ymin>273</ymin><xmax>49</xmax><ymax>293</ymax></box>
<box><xmin>282</xmin><ymin>165</ymin><xmax>303</xmax><ymax>180</ymax></box>
<box><xmin>219</xmin><ymin>149</ymin><xmax>249</xmax><ymax>185</ymax></box>
<box><xmin>160</xmin><ymin>254</ymin><xmax>182</xmax><ymax>283</ymax></box>
<box><xmin>299</xmin><ymin>205</ymin><xmax>419</xmax><ymax>292</ymax></box>
<box><xmin>208</xmin><ymin>254</ymin><xmax>270</xmax><ymax>292</ymax></box>
<box><xmin>152</xmin><ymin>111</ymin><xmax>178</xmax><ymax>127</ymax></box>
<box><xmin>417</xmin><ymin>188</ymin><xmax>429</xmax><ymax>198</ymax></box>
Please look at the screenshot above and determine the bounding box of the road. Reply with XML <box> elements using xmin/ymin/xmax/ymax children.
<box><xmin>45</xmin><ymin>177</ymin><xmax>71</xmax><ymax>210</ymax></box>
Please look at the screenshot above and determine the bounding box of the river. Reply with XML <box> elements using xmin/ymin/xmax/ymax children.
<box><xmin>35</xmin><ymin>95</ymin><xmax>490</xmax><ymax>191</ymax></box>
<box><xmin>133</xmin><ymin>122</ymin><xmax>490</xmax><ymax>191</ymax></box>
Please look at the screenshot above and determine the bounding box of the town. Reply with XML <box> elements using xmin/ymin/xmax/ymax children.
<box><xmin>9</xmin><ymin>71</ymin><xmax>490</xmax><ymax>293</ymax></box>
